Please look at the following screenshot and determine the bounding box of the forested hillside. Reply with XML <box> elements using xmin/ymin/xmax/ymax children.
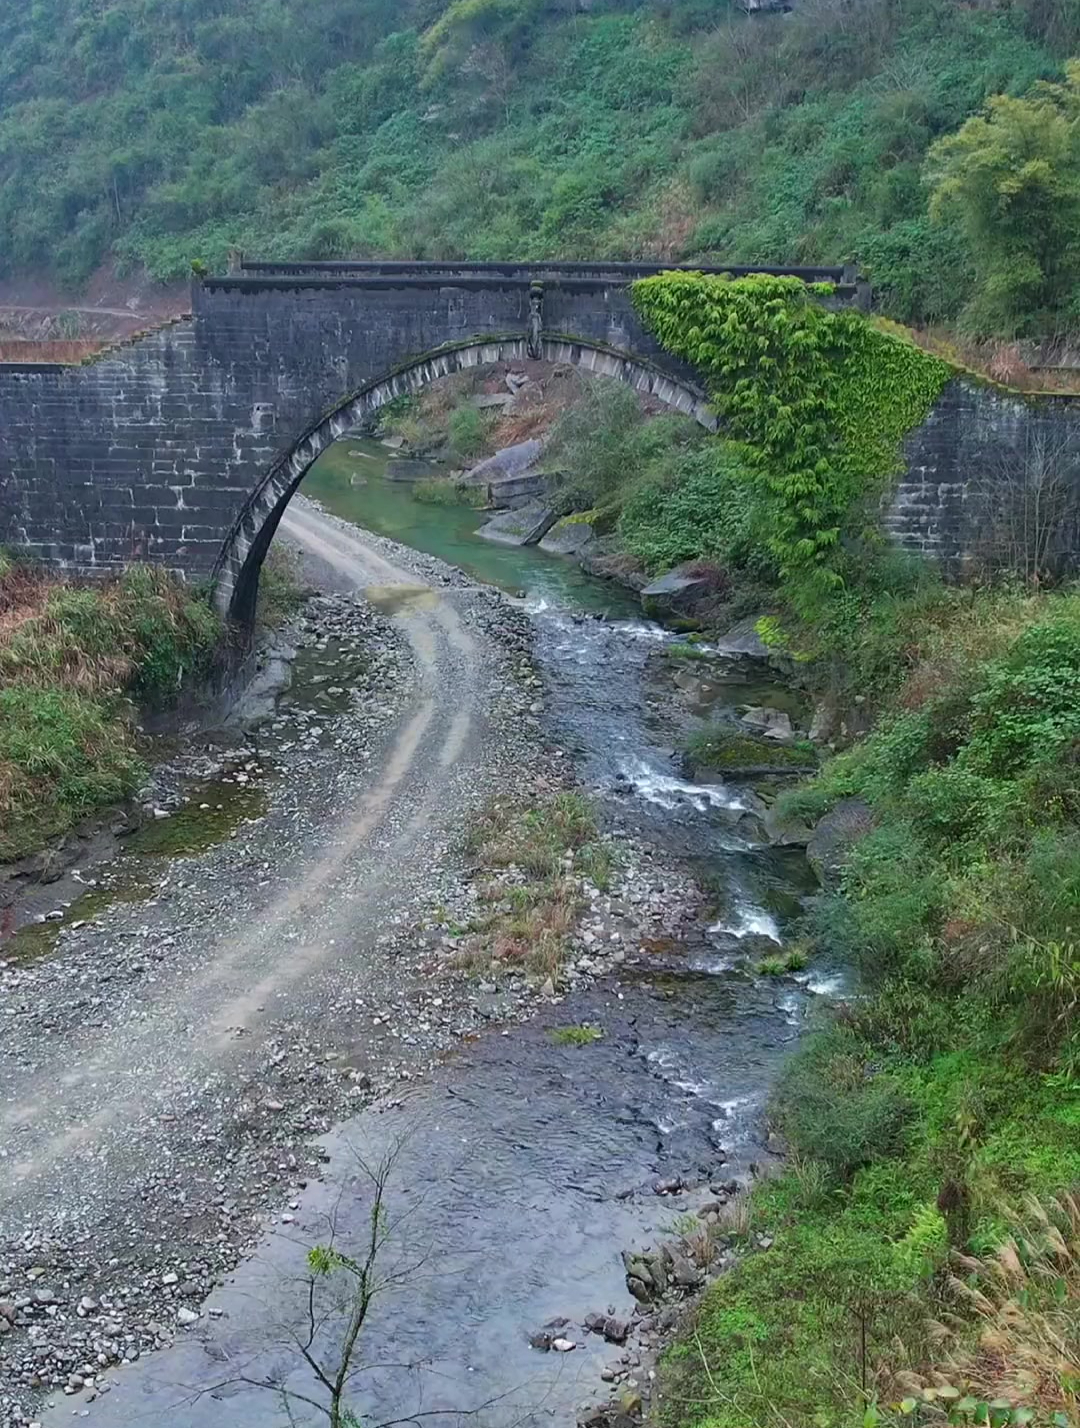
<box><xmin>3</xmin><ymin>0</ymin><xmax>1080</xmax><ymax>334</ymax></box>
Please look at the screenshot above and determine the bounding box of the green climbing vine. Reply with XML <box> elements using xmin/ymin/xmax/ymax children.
<box><xmin>631</xmin><ymin>272</ymin><xmax>952</xmax><ymax>622</ymax></box>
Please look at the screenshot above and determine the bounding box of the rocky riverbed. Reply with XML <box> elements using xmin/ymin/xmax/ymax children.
<box><xmin>2</xmin><ymin>499</ymin><xmax>748</xmax><ymax>1428</ymax></box>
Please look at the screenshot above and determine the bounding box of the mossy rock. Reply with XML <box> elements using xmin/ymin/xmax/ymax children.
<box><xmin>686</xmin><ymin>729</ymin><xmax>818</xmax><ymax>777</ymax></box>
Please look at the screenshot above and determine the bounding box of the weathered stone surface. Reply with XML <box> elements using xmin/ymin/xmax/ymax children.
<box><xmin>476</xmin><ymin>501</ymin><xmax>558</xmax><ymax>546</ymax></box>
<box><xmin>460</xmin><ymin>439</ymin><xmax>544</xmax><ymax>486</ymax></box>
<box><xmin>487</xmin><ymin>471</ymin><xmax>549</xmax><ymax>508</ymax></box>
<box><xmin>539</xmin><ymin>517</ymin><xmax>596</xmax><ymax>556</ymax></box>
<box><xmin>740</xmin><ymin>707</ymin><xmax>794</xmax><ymax>742</ymax></box>
<box><xmin>640</xmin><ymin>568</ymin><xmax>713</xmax><ymax>616</ymax></box>
<box><xmin>890</xmin><ymin>376</ymin><xmax>1080</xmax><ymax>572</ymax></box>
<box><xmin>712</xmin><ymin>615</ymin><xmax>772</xmax><ymax>659</ymax></box>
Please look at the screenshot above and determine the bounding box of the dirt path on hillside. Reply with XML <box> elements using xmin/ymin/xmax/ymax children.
<box><xmin>0</xmin><ymin>502</ymin><xmax>542</xmax><ymax>1424</ymax></box>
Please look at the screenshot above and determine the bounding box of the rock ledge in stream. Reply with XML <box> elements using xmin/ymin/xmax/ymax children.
<box><xmin>640</xmin><ymin>567</ymin><xmax>717</xmax><ymax>618</ymax></box>
<box><xmin>476</xmin><ymin>499</ymin><xmax>558</xmax><ymax>546</ymax></box>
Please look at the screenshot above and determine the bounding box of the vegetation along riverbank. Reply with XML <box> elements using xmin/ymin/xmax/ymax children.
<box><xmin>0</xmin><ymin>557</ymin><xmax>225</xmax><ymax>863</ymax></box>
<box><xmin>8</xmin><ymin>0</ymin><xmax>1080</xmax><ymax>352</ymax></box>
<box><xmin>618</xmin><ymin>281</ymin><xmax>1080</xmax><ymax>1425</ymax></box>
<box><xmin>334</xmin><ymin>272</ymin><xmax>1080</xmax><ymax>1424</ymax></box>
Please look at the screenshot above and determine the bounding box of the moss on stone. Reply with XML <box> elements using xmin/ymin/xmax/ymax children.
<box><xmin>686</xmin><ymin>728</ymin><xmax>817</xmax><ymax>775</ymax></box>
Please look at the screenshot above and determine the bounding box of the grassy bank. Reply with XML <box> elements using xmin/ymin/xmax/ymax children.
<box><xmin>0</xmin><ymin>557</ymin><xmax>222</xmax><ymax>861</ymax></box>
<box><xmin>659</xmin><ymin>592</ymin><xmax>1080</xmax><ymax>1427</ymax></box>
<box><xmin>563</xmin><ymin>275</ymin><xmax>1080</xmax><ymax>1425</ymax></box>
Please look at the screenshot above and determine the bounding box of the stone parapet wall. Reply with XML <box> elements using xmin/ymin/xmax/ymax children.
<box><xmin>887</xmin><ymin>377</ymin><xmax>1080</xmax><ymax>572</ymax></box>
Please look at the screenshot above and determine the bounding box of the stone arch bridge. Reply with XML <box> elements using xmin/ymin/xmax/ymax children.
<box><xmin>0</xmin><ymin>259</ymin><xmax>860</xmax><ymax>622</ymax></box>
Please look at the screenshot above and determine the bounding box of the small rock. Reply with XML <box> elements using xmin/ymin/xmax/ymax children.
<box><xmin>552</xmin><ymin>1338</ymin><xmax>576</xmax><ymax>1353</ymax></box>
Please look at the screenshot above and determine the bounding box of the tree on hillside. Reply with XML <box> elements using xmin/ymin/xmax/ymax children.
<box><xmin>925</xmin><ymin>61</ymin><xmax>1080</xmax><ymax>334</ymax></box>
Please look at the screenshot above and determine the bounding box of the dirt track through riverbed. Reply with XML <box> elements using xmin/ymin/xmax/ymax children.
<box><xmin>0</xmin><ymin>502</ymin><xmax>547</xmax><ymax>1424</ymax></box>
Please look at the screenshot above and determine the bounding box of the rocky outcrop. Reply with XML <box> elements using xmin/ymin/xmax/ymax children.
<box><xmin>488</xmin><ymin>471</ymin><xmax>549</xmax><ymax>508</ymax></box>
<box><xmin>461</xmin><ymin>439</ymin><xmax>544</xmax><ymax>486</ymax></box>
<box><xmin>640</xmin><ymin>567</ymin><xmax>715</xmax><ymax>618</ymax></box>
<box><xmin>712</xmin><ymin>615</ymin><xmax>773</xmax><ymax>659</ymax></box>
<box><xmin>476</xmin><ymin>500</ymin><xmax>558</xmax><ymax>546</ymax></box>
<box><xmin>579</xmin><ymin>546</ymin><xmax>649</xmax><ymax>592</ymax></box>
<box><xmin>806</xmin><ymin>797</ymin><xmax>875</xmax><ymax>888</ymax></box>
<box><xmin>740</xmin><ymin>707</ymin><xmax>794</xmax><ymax>743</ymax></box>
<box><xmin>540</xmin><ymin>517</ymin><xmax>597</xmax><ymax>556</ymax></box>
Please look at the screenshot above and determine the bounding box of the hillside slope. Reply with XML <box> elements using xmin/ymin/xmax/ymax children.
<box><xmin>0</xmin><ymin>0</ymin><xmax>1077</xmax><ymax>331</ymax></box>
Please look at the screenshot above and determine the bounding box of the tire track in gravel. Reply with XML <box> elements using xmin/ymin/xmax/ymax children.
<box><xmin>0</xmin><ymin>503</ymin><xmax>484</xmax><ymax>1206</ymax></box>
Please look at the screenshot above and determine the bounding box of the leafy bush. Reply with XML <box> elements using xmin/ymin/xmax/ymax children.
<box><xmin>926</xmin><ymin>63</ymin><xmax>1080</xmax><ymax>335</ymax></box>
<box><xmin>773</xmin><ymin>1029</ymin><xmax>916</xmax><ymax>1180</ymax></box>
<box><xmin>831</xmin><ymin>821</ymin><xmax>946</xmax><ymax>976</ymax></box>
<box><xmin>618</xmin><ymin>441</ymin><xmax>772</xmax><ymax>577</ymax></box>
<box><xmin>446</xmin><ymin>405</ymin><xmax>492</xmax><ymax>461</ymax></box>
<box><xmin>963</xmin><ymin>619</ymin><xmax>1080</xmax><ymax>777</ymax></box>
<box><xmin>544</xmin><ymin>380</ymin><xmax>699</xmax><ymax>514</ymax></box>
<box><xmin>901</xmin><ymin>765</ymin><xmax>1022</xmax><ymax>851</ymax></box>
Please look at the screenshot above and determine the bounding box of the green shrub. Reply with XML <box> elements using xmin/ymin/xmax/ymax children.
<box><xmin>446</xmin><ymin>405</ymin><xmax>491</xmax><ymax>461</ymax></box>
<box><xmin>544</xmin><ymin>382</ymin><xmax>702</xmax><ymax>516</ymax></box>
<box><xmin>773</xmin><ymin>1028</ymin><xmax>916</xmax><ymax>1180</ymax></box>
<box><xmin>1014</xmin><ymin>830</ymin><xmax>1080</xmax><ymax>942</ymax></box>
<box><xmin>901</xmin><ymin>765</ymin><xmax>1022</xmax><ymax>851</ymax></box>
<box><xmin>831</xmin><ymin>822</ymin><xmax>946</xmax><ymax>976</ymax></box>
<box><xmin>963</xmin><ymin>619</ymin><xmax>1080</xmax><ymax>777</ymax></box>
<box><xmin>618</xmin><ymin>441</ymin><xmax>770</xmax><ymax>577</ymax></box>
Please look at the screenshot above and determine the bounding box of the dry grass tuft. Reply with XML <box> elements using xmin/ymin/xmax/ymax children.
<box><xmin>908</xmin><ymin>1195</ymin><xmax>1080</xmax><ymax>1417</ymax></box>
<box><xmin>0</xmin><ymin>339</ymin><xmax>106</xmax><ymax>363</ymax></box>
<box><xmin>458</xmin><ymin>790</ymin><xmax>614</xmax><ymax>982</ymax></box>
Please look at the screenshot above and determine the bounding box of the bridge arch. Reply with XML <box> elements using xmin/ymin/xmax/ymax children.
<box><xmin>213</xmin><ymin>334</ymin><xmax>717</xmax><ymax>624</ymax></box>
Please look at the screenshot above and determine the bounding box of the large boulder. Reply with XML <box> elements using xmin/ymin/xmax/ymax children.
<box><xmin>640</xmin><ymin>567</ymin><xmax>715</xmax><ymax>618</ymax></box>
<box><xmin>476</xmin><ymin>501</ymin><xmax>558</xmax><ymax>546</ymax></box>
<box><xmin>539</xmin><ymin>516</ymin><xmax>596</xmax><ymax>556</ymax></box>
<box><xmin>806</xmin><ymin>797</ymin><xmax>875</xmax><ymax>888</ymax></box>
<box><xmin>487</xmin><ymin>471</ymin><xmax>549</xmax><ymax>508</ymax></box>
<box><xmin>579</xmin><ymin>546</ymin><xmax>649</xmax><ymax>591</ymax></box>
<box><xmin>712</xmin><ymin>615</ymin><xmax>773</xmax><ymax>659</ymax></box>
<box><xmin>461</xmin><ymin>439</ymin><xmax>543</xmax><ymax>486</ymax></box>
<box><xmin>741</xmin><ymin>706</ymin><xmax>795</xmax><ymax>743</ymax></box>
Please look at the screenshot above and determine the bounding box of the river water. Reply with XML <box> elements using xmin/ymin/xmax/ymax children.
<box><xmin>40</xmin><ymin>441</ymin><xmax>836</xmax><ymax>1428</ymax></box>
